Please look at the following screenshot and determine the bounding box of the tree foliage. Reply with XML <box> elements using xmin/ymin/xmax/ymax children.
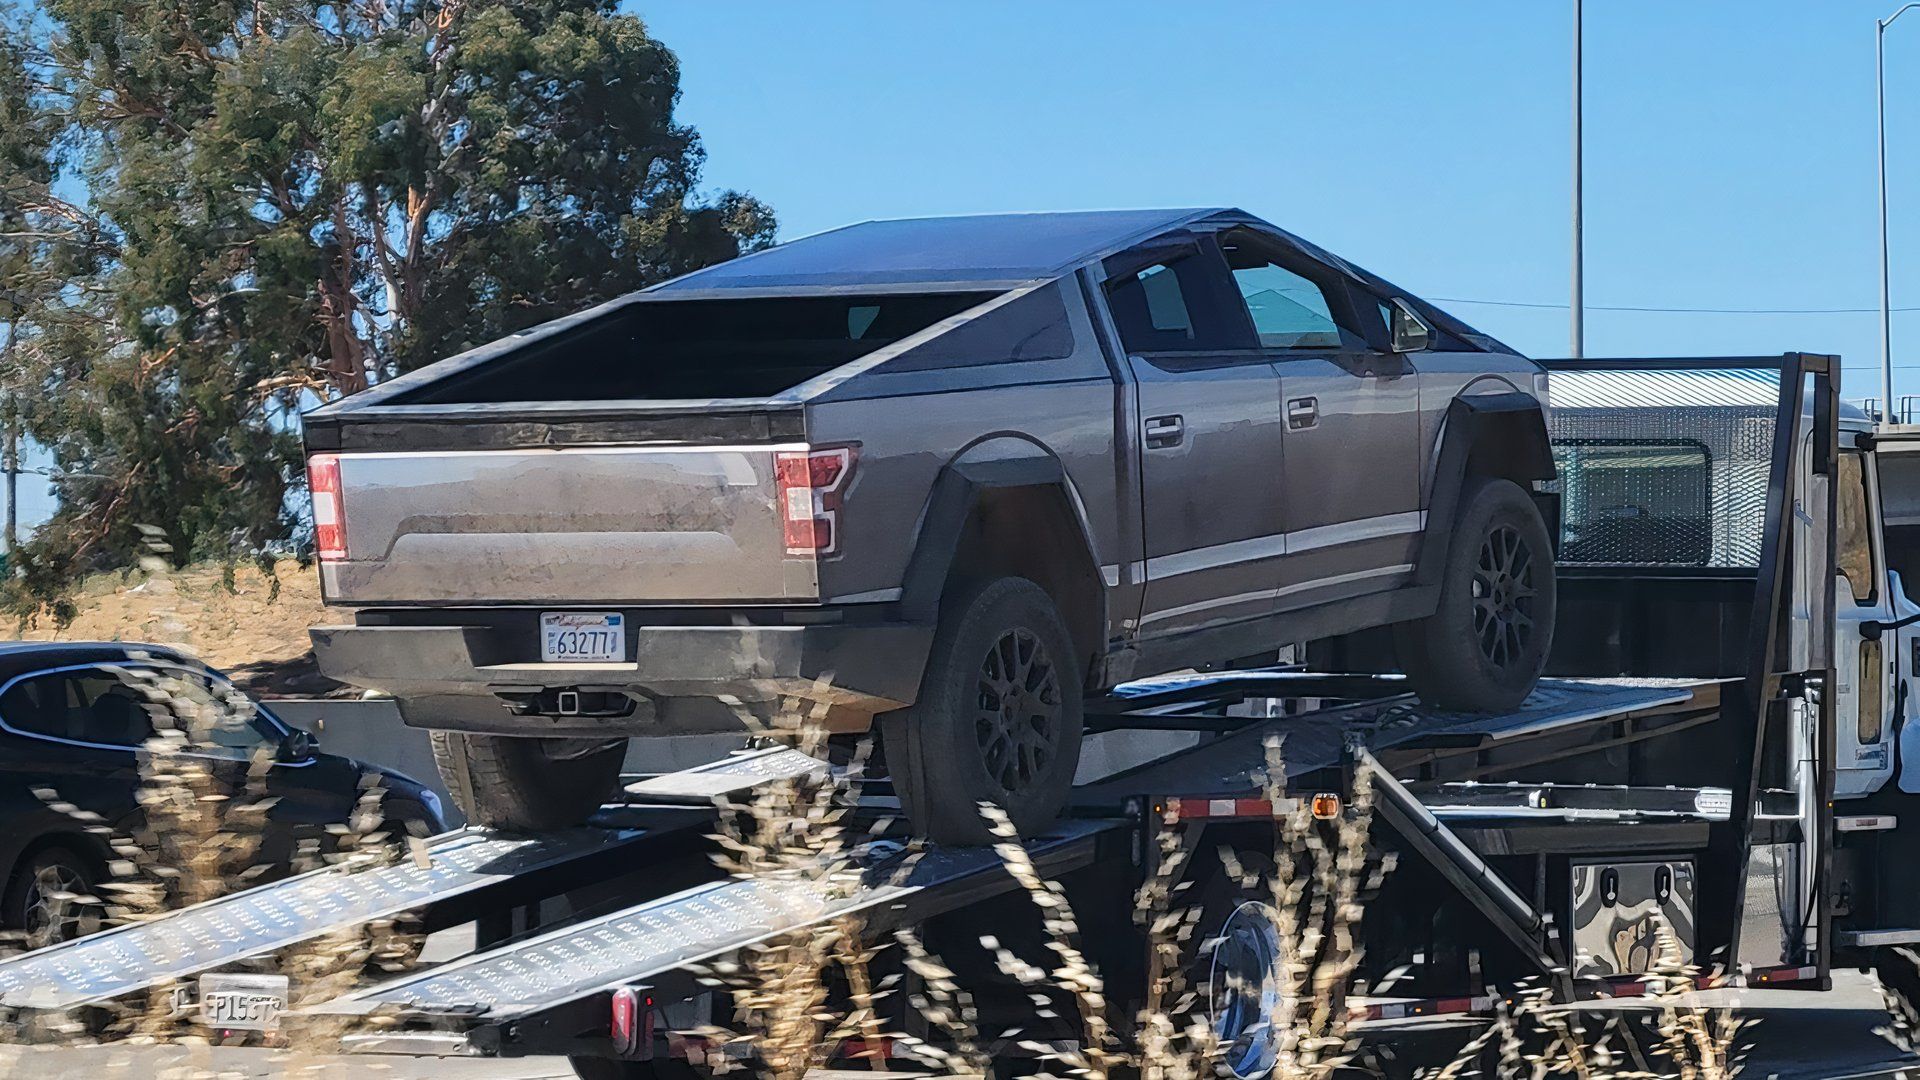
<box><xmin>1</xmin><ymin>0</ymin><xmax>772</xmax><ymax>605</ymax></box>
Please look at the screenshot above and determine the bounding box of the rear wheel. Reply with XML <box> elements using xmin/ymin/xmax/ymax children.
<box><xmin>1397</xmin><ymin>477</ymin><xmax>1557</xmax><ymax>712</ymax></box>
<box><xmin>429</xmin><ymin>730</ymin><xmax>625</xmax><ymax>830</ymax></box>
<box><xmin>881</xmin><ymin>577</ymin><xmax>1084</xmax><ymax>845</ymax></box>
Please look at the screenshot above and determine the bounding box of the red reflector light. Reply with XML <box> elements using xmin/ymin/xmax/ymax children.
<box><xmin>610</xmin><ymin>986</ymin><xmax>643</xmax><ymax>1056</ymax></box>
<box><xmin>306</xmin><ymin>454</ymin><xmax>346</xmax><ymax>562</ymax></box>
<box><xmin>1310</xmin><ymin>793</ymin><xmax>1342</xmax><ymax>820</ymax></box>
<box><xmin>774</xmin><ymin>446</ymin><xmax>856</xmax><ymax>555</ymax></box>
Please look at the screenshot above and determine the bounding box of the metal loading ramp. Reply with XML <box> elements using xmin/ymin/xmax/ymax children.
<box><xmin>0</xmin><ymin>748</ymin><xmax>828</xmax><ymax>1012</ymax></box>
<box><xmin>1073</xmin><ymin>677</ymin><xmax>1713</xmax><ymax>803</ymax></box>
<box><xmin>0</xmin><ymin>826</ymin><xmax>651</xmax><ymax>1010</ymax></box>
<box><xmin>308</xmin><ymin>819</ymin><xmax>1116</xmax><ymax>1026</ymax></box>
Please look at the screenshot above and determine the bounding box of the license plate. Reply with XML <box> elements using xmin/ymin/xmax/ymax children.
<box><xmin>541</xmin><ymin>612</ymin><xmax>626</xmax><ymax>662</ymax></box>
<box><xmin>198</xmin><ymin>973</ymin><xmax>288</xmax><ymax>1031</ymax></box>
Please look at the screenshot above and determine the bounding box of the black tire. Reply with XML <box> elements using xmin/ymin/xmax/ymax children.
<box><xmin>429</xmin><ymin>730</ymin><xmax>626</xmax><ymax>830</ymax></box>
<box><xmin>3</xmin><ymin>846</ymin><xmax>102</xmax><ymax>947</ymax></box>
<box><xmin>1396</xmin><ymin>476</ymin><xmax>1557</xmax><ymax>712</ymax></box>
<box><xmin>881</xmin><ymin>577</ymin><xmax>1084</xmax><ymax>845</ymax></box>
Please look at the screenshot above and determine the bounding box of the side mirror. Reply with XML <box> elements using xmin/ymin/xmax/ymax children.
<box><xmin>1388</xmin><ymin>298</ymin><xmax>1432</xmax><ymax>354</ymax></box>
<box><xmin>276</xmin><ymin>728</ymin><xmax>316</xmax><ymax>762</ymax></box>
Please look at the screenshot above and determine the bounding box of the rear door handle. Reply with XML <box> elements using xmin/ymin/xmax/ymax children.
<box><xmin>1287</xmin><ymin>396</ymin><xmax>1319</xmax><ymax>430</ymax></box>
<box><xmin>1144</xmin><ymin>414</ymin><xmax>1184</xmax><ymax>449</ymax></box>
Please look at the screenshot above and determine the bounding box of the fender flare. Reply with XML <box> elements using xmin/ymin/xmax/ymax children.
<box><xmin>898</xmin><ymin>455</ymin><xmax>1106</xmax><ymax>633</ymax></box>
<box><xmin>1415</xmin><ymin>393</ymin><xmax>1557</xmax><ymax>590</ymax></box>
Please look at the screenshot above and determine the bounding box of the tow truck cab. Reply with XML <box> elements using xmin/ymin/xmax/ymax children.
<box><xmin>1829</xmin><ymin>421</ymin><xmax>1920</xmax><ymax>963</ymax></box>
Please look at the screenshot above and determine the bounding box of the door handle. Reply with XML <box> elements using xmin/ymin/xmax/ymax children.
<box><xmin>1144</xmin><ymin>414</ymin><xmax>1184</xmax><ymax>449</ymax></box>
<box><xmin>1287</xmin><ymin>396</ymin><xmax>1319</xmax><ymax>430</ymax></box>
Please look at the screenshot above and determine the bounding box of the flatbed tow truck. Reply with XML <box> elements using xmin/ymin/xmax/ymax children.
<box><xmin>6</xmin><ymin>353</ymin><xmax>1918</xmax><ymax>1078</ymax></box>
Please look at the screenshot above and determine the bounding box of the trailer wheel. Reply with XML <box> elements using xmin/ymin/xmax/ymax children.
<box><xmin>1396</xmin><ymin>477</ymin><xmax>1557</xmax><ymax>712</ymax></box>
<box><xmin>429</xmin><ymin>730</ymin><xmax>625</xmax><ymax>830</ymax></box>
<box><xmin>881</xmin><ymin>577</ymin><xmax>1084</xmax><ymax>845</ymax></box>
<box><xmin>1875</xmin><ymin>948</ymin><xmax>1920</xmax><ymax>1036</ymax></box>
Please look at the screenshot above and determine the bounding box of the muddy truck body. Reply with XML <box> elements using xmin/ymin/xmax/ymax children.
<box><xmin>302</xmin><ymin>208</ymin><xmax>1556</xmax><ymax>835</ymax></box>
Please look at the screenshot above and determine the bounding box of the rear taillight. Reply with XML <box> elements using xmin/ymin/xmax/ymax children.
<box><xmin>774</xmin><ymin>446</ymin><xmax>856</xmax><ymax>555</ymax></box>
<box><xmin>306</xmin><ymin>453</ymin><xmax>347</xmax><ymax>562</ymax></box>
<box><xmin>609</xmin><ymin>986</ymin><xmax>650</xmax><ymax>1057</ymax></box>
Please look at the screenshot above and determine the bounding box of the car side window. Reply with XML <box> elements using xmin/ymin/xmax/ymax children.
<box><xmin>0</xmin><ymin>672</ymin><xmax>85</xmax><ymax>741</ymax></box>
<box><xmin>1104</xmin><ymin>243</ymin><xmax>1255</xmax><ymax>355</ymax></box>
<box><xmin>0</xmin><ymin>669</ymin><xmax>156</xmax><ymax>748</ymax></box>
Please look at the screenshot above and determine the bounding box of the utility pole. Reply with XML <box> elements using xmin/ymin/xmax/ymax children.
<box><xmin>1879</xmin><ymin>5</ymin><xmax>1919</xmax><ymax>423</ymax></box>
<box><xmin>1571</xmin><ymin>0</ymin><xmax>1584</xmax><ymax>359</ymax></box>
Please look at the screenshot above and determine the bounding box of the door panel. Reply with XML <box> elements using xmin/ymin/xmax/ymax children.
<box><xmin>1271</xmin><ymin>355</ymin><xmax>1421</xmax><ymax>605</ymax></box>
<box><xmin>1834</xmin><ymin>448</ymin><xmax>1896</xmax><ymax>797</ymax></box>
<box><xmin>1129</xmin><ymin>354</ymin><xmax>1287</xmax><ymax>637</ymax></box>
<box><xmin>1212</xmin><ymin>228</ymin><xmax>1422</xmax><ymax>611</ymax></box>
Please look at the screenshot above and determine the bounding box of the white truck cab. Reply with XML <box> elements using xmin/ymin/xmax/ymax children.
<box><xmin>1859</xmin><ymin>424</ymin><xmax>1920</xmax><ymax>799</ymax></box>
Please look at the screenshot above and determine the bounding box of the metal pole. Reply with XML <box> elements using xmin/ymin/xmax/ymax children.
<box><xmin>1882</xmin><ymin>17</ymin><xmax>1895</xmax><ymax>422</ymax></box>
<box><xmin>1571</xmin><ymin>0</ymin><xmax>1584</xmax><ymax>359</ymax></box>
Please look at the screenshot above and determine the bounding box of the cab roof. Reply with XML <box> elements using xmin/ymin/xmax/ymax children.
<box><xmin>651</xmin><ymin>208</ymin><xmax>1228</xmax><ymax>293</ymax></box>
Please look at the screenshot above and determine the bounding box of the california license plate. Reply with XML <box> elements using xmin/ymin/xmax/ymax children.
<box><xmin>199</xmin><ymin>973</ymin><xmax>288</xmax><ymax>1031</ymax></box>
<box><xmin>541</xmin><ymin>612</ymin><xmax>626</xmax><ymax>662</ymax></box>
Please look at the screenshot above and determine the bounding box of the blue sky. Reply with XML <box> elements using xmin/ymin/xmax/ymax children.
<box><xmin>9</xmin><ymin>2</ymin><xmax>1920</xmax><ymax>539</ymax></box>
<box><xmin>643</xmin><ymin>0</ymin><xmax>1920</xmax><ymax>374</ymax></box>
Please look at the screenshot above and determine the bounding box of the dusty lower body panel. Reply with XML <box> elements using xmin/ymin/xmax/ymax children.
<box><xmin>310</xmin><ymin>620</ymin><xmax>935</xmax><ymax>737</ymax></box>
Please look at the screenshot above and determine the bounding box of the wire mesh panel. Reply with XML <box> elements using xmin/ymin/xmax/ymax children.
<box><xmin>1546</xmin><ymin>367</ymin><xmax>1782</xmax><ymax>568</ymax></box>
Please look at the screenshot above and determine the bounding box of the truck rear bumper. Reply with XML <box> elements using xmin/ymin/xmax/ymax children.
<box><xmin>309</xmin><ymin>621</ymin><xmax>934</xmax><ymax>737</ymax></box>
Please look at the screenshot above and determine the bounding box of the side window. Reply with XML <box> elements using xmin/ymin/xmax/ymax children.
<box><xmin>1226</xmin><ymin>259</ymin><xmax>1364</xmax><ymax>351</ymax></box>
<box><xmin>0</xmin><ymin>669</ymin><xmax>156</xmax><ymax>747</ymax></box>
<box><xmin>0</xmin><ymin>672</ymin><xmax>85</xmax><ymax>741</ymax></box>
<box><xmin>1104</xmin><ymin>244</ymin><xmax>1254</xmax><ymax>354</ymax></box>
<box><xmin>1838</xmin><ymin>450</ymin><xmax>1879</xmax><ymax>605</ymax></box>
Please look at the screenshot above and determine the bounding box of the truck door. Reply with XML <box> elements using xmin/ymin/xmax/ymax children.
<box><xmin>1871</xmin><ymin>431</ymin><xmax>1920</xmax><ymax>793</ymax></box>
<box><xmin>1213</xmin><ymin>230</ymin><xmax>1421</xmax><ymax>609</ymax></box>
<box><xmin>1834</xmin><ymin>442</ymin><xmax>1897</xmax><ymax>797</ymax></box>
<box><xmin>1103</xmin><ymin>236</ymin><xmax>1285</xmax><ymax>642</ymax></box>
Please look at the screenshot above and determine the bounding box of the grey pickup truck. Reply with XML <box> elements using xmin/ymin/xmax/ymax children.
<box><xmin>302</xmin><ymin>209</ymin><xmax>1558</xmax><ymax>841</ymax></box>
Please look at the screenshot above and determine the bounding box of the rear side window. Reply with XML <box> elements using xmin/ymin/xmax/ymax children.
<box><xmin>879</xmin><ymin>282</ymin><xmax>1077</xmax><ymax>372</ymax></box>
<box><xmin>0</xmin><ymin>670</ymin><xmax>156</xmax><ymax>747</ymax></box>
<box><xmin>1105</xmin><ymin>245</ymin><xmax>1254</xmax><ymax>354</ymax></box>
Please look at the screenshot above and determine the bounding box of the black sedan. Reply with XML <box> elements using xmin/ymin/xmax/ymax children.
<box><xmin>0</xmin><ymin>641</ymin><xmax>445</xmax><ymax>945</ymax></box>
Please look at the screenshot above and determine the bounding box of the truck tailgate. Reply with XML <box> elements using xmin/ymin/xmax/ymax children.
<box><xmin>320</xmin><ymin>445</ymin><xmax>817</xmax><ymax>604</ymax></box>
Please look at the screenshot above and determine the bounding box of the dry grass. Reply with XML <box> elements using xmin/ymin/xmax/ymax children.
<box><xmin>2</xmin><ymin>560</ymin><xmax>331</xmax><ymax>695</ymax></box>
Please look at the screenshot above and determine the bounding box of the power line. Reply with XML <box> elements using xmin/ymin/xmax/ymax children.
<box><xmin>1433</xmin><ymin>296</ymin><xmax>1920</xmax><ymax>315</ymax></box>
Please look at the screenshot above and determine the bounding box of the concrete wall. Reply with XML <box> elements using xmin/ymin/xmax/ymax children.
<box><xmin>266</xmin><ymin>699</ymin><xmax>746</xmax><ymax>827</ymax></box>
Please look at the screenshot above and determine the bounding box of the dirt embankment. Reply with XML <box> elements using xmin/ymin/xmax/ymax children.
<box><xmin>2</xmin><ymin>560</ymin><xmax>340</xmax><ymax>696</ymax></box>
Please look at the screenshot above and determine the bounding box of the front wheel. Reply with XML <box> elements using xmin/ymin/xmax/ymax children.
<box><xmin>429</xmin><ymin>730</ymin><xmax>626</xmax><ymax>830</ymax></box>
<box><xmin>4</xmin><ymin>847</ymin><xmax>103</xmax><ymax>947</ymax></box>
<box><xmin>1397</xmin><ymin>476</ymin><xmax>1557</xmax><ymax>712</ymax></box>
<box><xmin>881</xmin><ymin>577</ymin><xmax>1084</xmax><ymax>846</ymax></box>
